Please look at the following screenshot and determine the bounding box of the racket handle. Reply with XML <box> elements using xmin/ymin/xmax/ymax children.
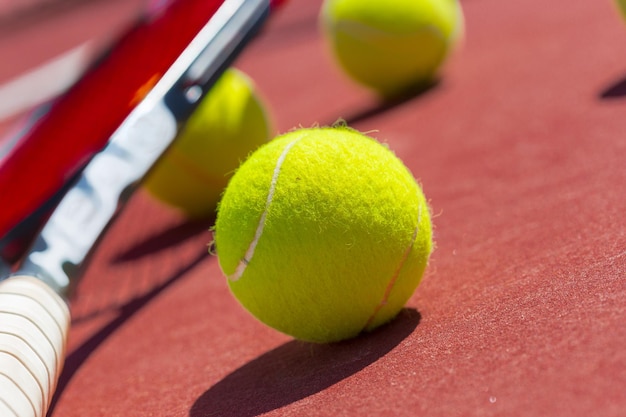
<box><xmin>0</xmin><ymin>276</ymin><xmax>70</xmax><ymax>417</ymax></box>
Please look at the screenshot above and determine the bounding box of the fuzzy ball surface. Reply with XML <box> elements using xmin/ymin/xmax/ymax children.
<box><xmin>214</xmin><ymin>126</ymin><xmax>433</xmax><ymax>343</ymax></box>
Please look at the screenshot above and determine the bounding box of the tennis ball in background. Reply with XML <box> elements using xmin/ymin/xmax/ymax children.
<box><xmin>214</xmin><ymin>126</ymin><xmax>433</xmax><ymax>343</ymax></box>
<box><xmin>320</xmin><ymin>0</ymin><xmax>464</xmax><ymax>97</ymax></box>
<box><xmin>616</xmin><ymin>0</ymin><xmax>626</xmax><ymax>20</ymax></box>
<box><xmin>144</xmin><ymin>68</ymin><xmax>272</xmax><ymax>219</ymax></box>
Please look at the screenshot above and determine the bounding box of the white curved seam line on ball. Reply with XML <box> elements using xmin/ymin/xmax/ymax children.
<box><xmin>364</xmin><ymin>201</ymin><xmax>422</xmax><ymax>329</ymax></box>
<box><xmin>229</xmin><ymin>138</ymin><xmax>302</xmax><ymax>281</ymax></box>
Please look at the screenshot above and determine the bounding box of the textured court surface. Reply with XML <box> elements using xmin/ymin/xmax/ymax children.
<box><xmin>46</xmin><ymin>1</ymin><xmax>625</xmax><ymax>416</ymax></box>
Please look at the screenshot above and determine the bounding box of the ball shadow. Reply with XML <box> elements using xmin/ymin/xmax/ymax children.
<box><xmin>338</xmin><ymin>79</ymin><xmax>441</xmax><ymax>126</ymax></box>
<box><xmin>189</xmin><ymin>308</ymin><xmax>421</xmax><ymax>417</ymax></box>
<box><xmin>599</xmin><ymin>73</ymin><xmax>626</xmax><ymax>99</ymax></box>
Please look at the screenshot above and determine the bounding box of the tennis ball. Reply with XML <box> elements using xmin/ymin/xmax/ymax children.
<box><xmin>214</xmin><ymin>126</ymin><xmax>433</xmax><ymax>343</ymax></box>
<box><xmin>320</xmin><ymin>0</ymin><xmax>464</xmax><ymax>97</ymax></box>
<box><xmin>144</xmin><ymin>68</ymin><xmax>272</xmax><ymax>218</ymax></box>
<box><xmin>616</xmin><ymin>0</ymin><xmax>626</xmax><ymax>20</ymax></box>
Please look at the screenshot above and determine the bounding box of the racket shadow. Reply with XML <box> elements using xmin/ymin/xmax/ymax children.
<box><xmin>189</xmin><ymin>308</ymin><xmax>421</xmax><ymax>417</ymax></box>
<box><xmin>48</xmin><ymin>249</ymin><xmax>209</xmax><ymax>415</ymax></box>
<box><xmin>112</xmin><ymin>216</ymin><xmax>215</xmax><ymax>263</ymax></box>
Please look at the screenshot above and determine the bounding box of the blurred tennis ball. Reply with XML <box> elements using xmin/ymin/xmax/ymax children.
<box><xmin>144</xmin><ymin>68</ymin><xmax>273</xmax><ymax>219</ymax></box>
<box><xmin>320</xmin><ymin>0</ymin><xmax>464</xmax><ymax>97</ymax></box>
<box><xmin>615</xmin><ymin>0</ymin><xmax>626</xmax><ymax>21</ymax></box>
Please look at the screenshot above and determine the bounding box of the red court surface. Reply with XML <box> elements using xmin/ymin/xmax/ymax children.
<box><xmin>25</xmin><ymin>0</ymin><xmax>626</xmax><ymax>416</ymax></box>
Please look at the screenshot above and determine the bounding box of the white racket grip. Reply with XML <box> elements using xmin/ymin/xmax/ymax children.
<box><xmin>0</xmin><ymin>276</ymin><xmax>70</xmax><ymax>417</ymax></box>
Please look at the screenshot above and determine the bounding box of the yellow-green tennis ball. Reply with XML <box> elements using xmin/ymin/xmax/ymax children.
<box><xmin>144</xmin><ymin>68</ymin><xmax>272</xmax><ymax>218</ymax></box>
<box><xmin>616</xmin><ymin>0</ymin><xmax>626</xmax><ymax>20</ymax></box>
<box><xmin>214</xmin><ymin>126</ymin><xmax>433</xmax><ymax>343</ymax></box>
<box><xmin>320</xmin><ymin>0</ymin><xmax>464</xmax><ymax>97</ymax></box>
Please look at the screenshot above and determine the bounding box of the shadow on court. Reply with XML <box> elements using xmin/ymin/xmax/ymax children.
<box><xmin>337</xmin><ymin>80</ymin><xmax>441</xmax><ymax>126</ymax></box>
<box><xmin>189</xmin><ymin>308</ymin><xmax>421</xmax><ymax>417</ymax></box>
<box><xmin>112</xmin><ymin>216</ymin><xmax>215</xmax><ymax>263</ymax></box>
<box><xmin>48</xmin><ymin>249</ymin><xmax>209</xmax><ymax>415</ymax></box>
<box><xmin>599</xmin><ymin>73</ymin><xmax>626</xmax><ymax>99</ymax></box>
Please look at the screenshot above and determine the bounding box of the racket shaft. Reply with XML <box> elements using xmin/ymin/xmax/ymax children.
<box><xmin>0</xmin><ymin>0</ymin><xmax>226</xmax><ymax>242</ymax></box>
<box><xmin>0</xmin><ymin>1</ymin><xmax>269</xmax><ymax>416</ymax></box>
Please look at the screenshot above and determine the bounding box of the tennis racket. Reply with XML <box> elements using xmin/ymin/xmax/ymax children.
<box><xmin>0</xmin><ymin>0</ymin><xmax>271</xmax><ymax>415</ymax></box>
<box><xmin>0</xmin><ymin>0</ymin><xmax>274</xmax><ymax>262</ymax></box>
